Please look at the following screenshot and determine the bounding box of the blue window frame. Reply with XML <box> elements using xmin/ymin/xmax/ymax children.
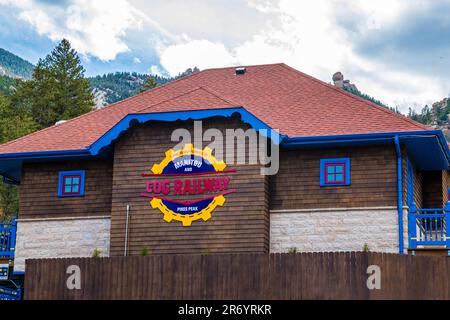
<box><xmin>58</xmin><ymin>170</ymin><xmax>85</xmax><ymax>197</ymax></box>
<box><xmin>320</xmin><ymin>158</ymin><xmax>350</xmax><ymax>187</ymax></box>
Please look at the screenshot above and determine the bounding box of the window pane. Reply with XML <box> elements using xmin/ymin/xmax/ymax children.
<box><xmin>72</xmin><ymin>185</ymin><xmax>79</xmax><ymax>193</ymax></box>
<box><xmin>335</xmin><ymin>173</ymin><xmax>344</xmax><ymax>181</ymax></box>
<box><xmin>335</xmin><ymin>165</ymin><xmax>343</xmax><ymax>173</ymax></box>
<box><xmin>64</xmin><ymin>177</ymin><xmax>72</xmax><ymax>185</ymax></box>
<box><xmin>327</xmin><ymin>174</ymin><xmax>335</xmax><ymax>182</ymax></box>
<box><xmin>72</xmin><ymin>177</ymin><xmax>80</xmax><ymax>185</ymax></box>
<box><xmin>327</xmin><ymin>166</ymin><xmax>335</xmax><ymax>173</ymax></box>
<box><xmin>64</xmin><ymin>186</ymin><xmax>72</xmax><ymax>193</ymax></box>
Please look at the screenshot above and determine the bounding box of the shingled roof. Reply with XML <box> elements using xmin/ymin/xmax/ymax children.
<box><xmin>0</xmin><ymin>63</ymin><xmax>430</xmax><ymax>155</ymax></box>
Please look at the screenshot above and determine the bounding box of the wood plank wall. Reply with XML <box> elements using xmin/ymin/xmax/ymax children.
<box><xmin>270</xmin><ymin>145</ymin><xmax>398</xmax><ymax>210</ymax></box>
<box><xmin>24</xmin><ymin>252</ymin><xmax>450</xmax><ymax>300</ymax></box>
<box><xmin>19</xmin><ymin>159</ymin><xmax>113</xmax><ymax>219</ymax></box>
<box><xmin>109</xmin><ymin>117</ymin><xmax>269</xmax><ymax>257</ymax></box>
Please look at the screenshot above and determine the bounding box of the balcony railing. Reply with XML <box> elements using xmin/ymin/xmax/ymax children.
<box><xmin>408</xmin><ymin>206</ymin><xmax>450</xmax><ymax>249</ymax></box>
<box><xmin>0</xmin><ymin>218</ymin><xmax>16</xmax><ymax>259</ymax></box>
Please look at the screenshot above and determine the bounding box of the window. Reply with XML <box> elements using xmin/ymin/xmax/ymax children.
<box><xmin>58</xmin><ymin>171</ymin><xmax>85</xmax><ymax>197</ymax></box>
<box><xmin>320</xmin><ymin>158</ymin><xmax>350</xmax><ymax>186</ymax></box>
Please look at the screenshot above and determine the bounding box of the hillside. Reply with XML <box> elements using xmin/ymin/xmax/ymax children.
<box><xmin>88</xmin><ymin>68</ymin><xmax>199</xmax><ymax>108</ymax></box>
<box><xmin>0</xmin><ymin>74</ymin><xmax>16</xmax><ymax>95</ymax></box>
<box><xmin>408</xmin><ymin>97</ymin><xmax>450</xmax><ymax>139</ymax></box>
<box><xmin>88</xmin><ymin>72</ymin><xmax>171</xmax><ymax>108</ymax></box>
<box><xmin>0</xmin><ymin>48</ymin><xmax>34</xmax><ymax>79</ymax></box>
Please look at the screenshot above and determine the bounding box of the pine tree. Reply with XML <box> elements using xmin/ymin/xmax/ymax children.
<box><xmin>139</xmin><ymin>76</ymin><xmax>158</xmax><ymax>93</ymax></box>
<box><xmin>13</xmin><ymin>39</ymin><xmax>94</xmax><ymax>128</ymax></box>
<box><xmin>0</xmin><ymin>94</ymin><xmax>37</xmax><ymax>216</ymax></box>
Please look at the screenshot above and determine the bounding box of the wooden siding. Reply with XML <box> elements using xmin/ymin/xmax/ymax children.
<box><xmin>412</xmin><ymin>165</ymin><xmax>423</xmax><ymax>208</ymax></box>
<box><xmin>270</xmin><ymin>145</ymin><xmax>398</xmax><ymax>210</ymax></box>
<box><xmin>19</xmin><ymin>159</ymin><xmax>113</xmax><ymax>219</ymax></box>
<box><xmin>442</xmin><ymin>170</ymin><xmax>450</xmax><ymax>206</ymax></box>
<box><xmin>25</xmin><ymin>252</ymin><xmax>450</xmax><ymax>300</ymax></box>
<box><xmin>422</xmin><ymin>171</ymin><xmax>443</xmax><ymax>208</ymax></box>
<box><xmin>109</xmin><ymin>118</ymin><xmax>269</xmax><ymax>257</ymax></box>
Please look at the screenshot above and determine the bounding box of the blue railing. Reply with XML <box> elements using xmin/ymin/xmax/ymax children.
<box><xmin>408</xmin><ymin>206</ymin><xmax>450</xmax><ymax>249</ymax></box>
<box><xmin>0</xmin><ymin>217</ymin><xmax>16</xmax><ymax>259</ymax></box>
<box><xmin>0</xmin><ymin>284</ymin><xmax>21</xmax><ymax>300</ymax></box>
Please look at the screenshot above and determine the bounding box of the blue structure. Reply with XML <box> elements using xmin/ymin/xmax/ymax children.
<box><xmin>0</xmin><ymin>217</ymin><xmax>21</xmax><ymax>300</ymax></box>
<box><xmin>0</xmin><ymin>217</ymin><xmax>16</xmax><ymax>259</ymax></box>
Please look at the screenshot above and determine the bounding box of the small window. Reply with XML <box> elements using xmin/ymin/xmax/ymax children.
<box><xmin>320</xmin><ymin>158</ymin><xmax>350</xmax><ymax>186</ymax></box>
<box><xmin>58</xmin><ymin>171</ymin><xmax>85</xmax><ymax>197</ymax></box>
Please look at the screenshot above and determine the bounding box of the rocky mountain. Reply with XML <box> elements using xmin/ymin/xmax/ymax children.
<box><xmin>0</xmin><ymin>48</ymin><xmax>34</xmax><ymax>79</ymax></box>
<box><xmin>332</xmin><ymin>71</ymin><xmax>396</xmax><ymax>112</ymax></box>
<box><xmin>0</xmin><ymin>47</ymin><xmax>201</xmax><ymax>107</ymax></box>
<box><xmin>88</xmin><ymin>68</ymin><xmax>198</xmax><ymax>109</ymax></box>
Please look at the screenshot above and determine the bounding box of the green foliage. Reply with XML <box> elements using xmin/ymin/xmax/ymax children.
<box><xmin>139</xmin><ymin>76</ymin><xmax>158</xmax><ymax>93</ymax></box>
<box><xmin>408</xmin><ymin>105</ymin><xmax>434</xmax><ymax>125</ymax></box>
<box><xmin>0</xmin><ymin>75</ymin><xmax>16</xmax><ymax>95</ymax></box>
<box><xmin>140</xmin><ymin>247</ymin><xmax>150</xmax><ymax>256</ymax></box>
<box><xmin>0</xmin><ymin>93</ymin><xmax>37</xmax><ymax>215</ymax></box>
<box><xmin>0</xmin><ymin>40</ymin><xmax>93</xmax><ymax>214</ymax></box>
<box><xmin>342</xmin><ymin>85</ymin><xmax>400</xmax><ymax>112</ymax></box>
<box><xmin>92</xmin><ymin>248</ymin><xmax>102</xmax><ymax>258</ymax></box>
<box><xmin>287</xmin><ymin>247</ymin><xmax>298</xmax><ymax>254</ymax></box>
<box><xmin>12</xmin><ymin>39</ymin><xmax>94</xmax><ymax>128</ymax></box>
<box><xmin>362</xmin><ymin>243</ymin><xmax>370</xmax><ymax>253</ymax></box>
<box><xmin>88</xmin><ymin>72</ymin><xmax>171</xmax><ymax>105</ymax></box>
<box><xmin>0</xmin><ymin>48</ymin><xmax>34</xmax><ymax>79</ymax></box>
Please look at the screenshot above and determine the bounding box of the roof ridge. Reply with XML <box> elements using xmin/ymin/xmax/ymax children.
<box><xmin>135</xmin><ymin>86</ymin><xmax>207</xmax><ymax>113</ymax></box>
<box><xmin>201</xmin><ymin>62</ymin><xmax>284</xmax><ymax>72</ymax></box>
<box><xmin>0</xmin><ymin>68</ymin><xmax>209</xmax><ymax>149</ymax></box>
<box><xmin>279</xmin><ymin>63</ymin><xmax>431</xmax><ymax>131</ymax></box>
<box><xmin>198</xmin><ymin>86</ymin><xmax>242</xmax><ymax>107</ymax></box>
<box><xmin>135</xmin><ymin>86</ymin><xmax>241</xmax><ymax>114</ymax></box>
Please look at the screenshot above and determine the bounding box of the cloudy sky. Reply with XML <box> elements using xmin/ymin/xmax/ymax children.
<box><xmin>0</xmin><ymin>0</ymin><xmax>449</xmax><ymax>113</ymax></box>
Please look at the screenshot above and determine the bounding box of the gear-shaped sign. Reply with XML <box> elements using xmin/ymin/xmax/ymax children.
<box><xmin>140</xmin><ymin>144</ymin><xmax>236</xmax><ymax>226</ymax></box>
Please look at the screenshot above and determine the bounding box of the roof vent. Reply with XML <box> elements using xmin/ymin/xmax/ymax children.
<box><xmin>235</xmin><ymin>67</ymin><xmax>246</xmax><ymax>75</ymax></box>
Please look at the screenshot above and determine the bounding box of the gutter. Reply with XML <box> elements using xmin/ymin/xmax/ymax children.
<box><xmin>394</xmin><ymin>135</ymin><xmax>404</xmax><ymax>254</ymax></box>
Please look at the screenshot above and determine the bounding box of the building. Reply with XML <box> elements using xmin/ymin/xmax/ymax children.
<box><xmin>0</xmin><ymin>63</ymin><xmax>449</xmax><ymax>273</ymax></box>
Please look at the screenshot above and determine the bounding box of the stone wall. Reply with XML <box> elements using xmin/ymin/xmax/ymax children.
<box><xmin>14</xmin><ymin>216</ymin><xmax>110</xmax><ymax>272</ymax></box>
<box><xmin>270</xmin><ymin>207</ymin><xmax>408</xmax><ymax>253</ymax></box>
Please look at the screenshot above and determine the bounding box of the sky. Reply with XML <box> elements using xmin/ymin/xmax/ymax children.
<box><xmin>0</xmin><ymin>0</ymin><xmax>449</xmax><ymax>113</ymax></box>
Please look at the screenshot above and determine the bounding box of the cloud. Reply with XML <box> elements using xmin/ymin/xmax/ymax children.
<box><xmin>0</xmin><ymin>0</ymin><xmax>152</xmax><ymax>61</ymax></box>
<box><xmin>1</xmin><ymin>0</ymin><xmax>449</xmax><ymax>111</ymax></box>
<box><xmin>155</xmin><ymin>0</ymin><xmax>449</xmax><ymax>111</ymax></box>
<box><xmin>159</xmin><ymin>39</ymin><xmax>237</xmax><ymax>75</ymax></box>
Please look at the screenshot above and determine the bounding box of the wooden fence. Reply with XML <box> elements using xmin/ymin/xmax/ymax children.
<box><xmin>24</xmin><ymin>252</ymin><xmax>450</xmax><ymax>300</ymax></box>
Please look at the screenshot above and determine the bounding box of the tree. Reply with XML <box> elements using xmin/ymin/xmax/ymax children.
<box><xmin>13</xmin><ymin>39</ymin><xmax>94</xmax><ymax>128</ymax></box>
<box><xmin>0</xmin><ymin>94</ymin><xmax>37</xmax><ymax>216</ymax></box>
<box><xmin>139</xmin><ymin>76</ymin><xmax>158</xmax><ymax>93</ymax></box>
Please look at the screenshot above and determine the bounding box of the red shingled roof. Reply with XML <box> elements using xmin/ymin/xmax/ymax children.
<box><xmin>0</xmin><ymin>63</ymin><xmax>430</xmax><ymax>154</ymax></box>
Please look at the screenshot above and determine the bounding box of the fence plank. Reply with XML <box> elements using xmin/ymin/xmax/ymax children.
<box><xmin>24</xmin><ymin>252</ymin><xmax>450</xmax><ymax>300</ymax></box>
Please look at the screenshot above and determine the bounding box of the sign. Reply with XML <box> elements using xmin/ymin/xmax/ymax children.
<box><xmin>141</xmin><ymin>144</ymin><xmax>236</xmax><ymax>226</ymax></box>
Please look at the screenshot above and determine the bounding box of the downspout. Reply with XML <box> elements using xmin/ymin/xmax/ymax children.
<box><xmin>124</xmin><ymin>204</ymin><xmax>130</xmax><ymax>257</ymax></box>
<box><xmin>394</xmin><ymin>135</ymin><xmax>404</xmax><ymax>254</ymax></box>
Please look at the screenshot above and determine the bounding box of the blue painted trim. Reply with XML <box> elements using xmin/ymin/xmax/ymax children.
<box><xmin>0</xmin><ymin>106</ymin><xmax>449</xmax><ymax>182</ymax></box>
<box><xmin>57</xmin><ymin>170</ymin><xmax>85</xmax><ymax>197</ymax></box>
<box><xmin>408</xmin><ymin>202</ymin><xmax>417</xmax><ymax>249</ymax></box>
<box><xmin>319</xmin><ymin>158</ymin><xmax>350</xmax><ymax>187</ymax></box>
<box><xmin>89</xmin><ymin>107</ymin><xmax>286</xmax><ymax>155</ymax></box>
<box><xmin>394</xmin><ymin>135</ymin><xmax>404</xmax><ymax>254</ymax></box>
<box><xmin>0</xmin><ymin>149</ymin><xmax>90</xmax><ymax>160</ymax></box>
